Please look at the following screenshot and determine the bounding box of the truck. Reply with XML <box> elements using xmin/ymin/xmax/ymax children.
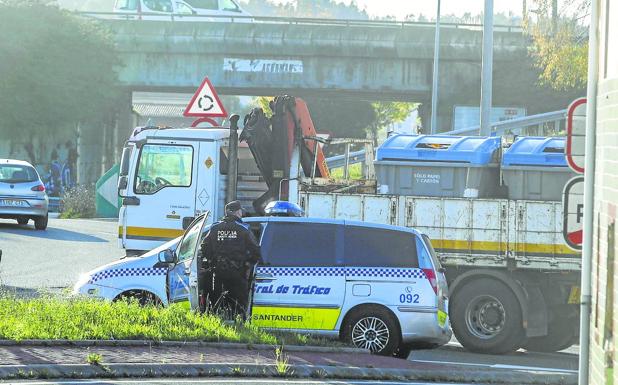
<box><xmin>116</xmin><ymin>96</ymin><xmax>580</xmax><ymax>355</ymax></box>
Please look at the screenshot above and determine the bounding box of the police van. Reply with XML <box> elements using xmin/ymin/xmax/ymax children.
<box><xmin>74</xmin><ymin>212</ymin><xmax>451</xmax><ymax>356</ymax></box>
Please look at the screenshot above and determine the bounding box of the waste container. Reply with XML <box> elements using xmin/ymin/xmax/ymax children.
<box><xmin>374</xmin><ymin>134</ymin><xmax>501</xmax><ymax>198</ymax></box>
<box><xmin>501</xmin><ymin>137</ymin><xmax>575</xmax><ymax>201</ymax></box>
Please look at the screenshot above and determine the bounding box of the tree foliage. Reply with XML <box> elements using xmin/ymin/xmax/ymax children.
<box><xmin>524</xmin><ymin>0</ymin><xmax>589</xmax><ymax>91</ymax></box>
<box><xmin>0</xmin><ymin>1</ymin><xmax>121</xmax><ymax>141</ymax></box>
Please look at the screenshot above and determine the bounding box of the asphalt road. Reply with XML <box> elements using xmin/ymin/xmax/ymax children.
<box><xmin>7</xmin><ymin>380</ymin><xmax>476</xmax><ymax>385</ymax></box>
<box><xmin>0</xmin><ymin>216</ymin><xmax>124</xmax><ymax>294</ymax></box>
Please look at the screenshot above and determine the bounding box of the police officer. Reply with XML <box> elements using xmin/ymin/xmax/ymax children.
<box><xmin>200</xmin><ymin>200</ymin><xmax>261</xmax><ymax>320</ymax></box>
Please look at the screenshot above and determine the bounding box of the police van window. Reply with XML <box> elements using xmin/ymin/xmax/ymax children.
<box><xmin>134</xmin><ymin>144</ymin><xmax>193</xmax><ymax>195</ymax></box>
<box><xmin>263</xmin><ymin>222</ymin><xmax>337</xmax><ymax>266</ymax></box>
<box><xmin>344</xmin><ymin>226</ymin><xmax>418</xmax><ymax>268</ymax></box>
<box><xmin>185</xmin><ymin>0</ymin><xmax>218</xmax><ymax>9</ymax></box>
<box><xmin>115</xmin><ymin>0</ymin><xmax>138</xmax><ymax>10</ymax></box>
<box><xmin>177</xmin><ymin>220</ymin><xmax>202</xmax><ymax>261</ymax></box>
<box><xmin>422</xmin><ymin>234</ymin><xmax>443</xmax><ymax>270</ymax></box>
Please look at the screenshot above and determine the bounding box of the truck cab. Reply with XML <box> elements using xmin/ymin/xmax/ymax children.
<box><xmin>117</xmin><ymin>127</ymin><xmax>231</xmax><ymax>253</ymax></box>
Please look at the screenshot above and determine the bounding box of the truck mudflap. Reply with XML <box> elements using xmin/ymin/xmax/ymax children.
<box><xmin>241</xmin><ymin>96</ymin><xmax>329</xmax><ymax>214</ymax></box>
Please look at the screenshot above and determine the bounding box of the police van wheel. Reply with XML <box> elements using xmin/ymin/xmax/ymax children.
<box><xmin>343</xmin><ymin>306</ymin><xmax>401</xmax><ymax>356</ymax></box>
<box><xmin>16</xmin><ymin>217</ymin><xmax>28</xmax><ymax>225</ymax></box>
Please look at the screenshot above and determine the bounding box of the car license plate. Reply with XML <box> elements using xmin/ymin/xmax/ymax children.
<box><xmin>0</xmin><ymin>199</ymin><xmax>27</xmax><ymax>207</ymax></box>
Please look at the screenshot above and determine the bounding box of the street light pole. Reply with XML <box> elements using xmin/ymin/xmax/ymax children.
<box><xmin>430</xmin><ymin>0</ymin><xmax>441</xmax><ymax>134</ymax></box>
<box><xmin>480</xmin><ymin>0</ymin><xmax>494</xmax><ymax>136</ymax></box>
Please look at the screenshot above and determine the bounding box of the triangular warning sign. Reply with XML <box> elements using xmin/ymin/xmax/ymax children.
<box><xmin>184</xmin><ymin>77</ymin><xmax>228</xmax><ymax>118</ymax></box>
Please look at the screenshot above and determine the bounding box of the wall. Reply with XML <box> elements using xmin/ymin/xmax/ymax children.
<box><xmin>589</xmin><ymin>0</ymin><xmax>618</xmax><ymax>383</ymax></box>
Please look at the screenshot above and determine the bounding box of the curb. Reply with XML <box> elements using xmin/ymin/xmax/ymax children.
<box><xmin>0</xmin><ymin>362</ymin><xmax>577</xmax><ymax>385</ymax></box>
<box><xmin>0</xmin><ymin>339</ymin><xmax>368</xmax><ymax>354</ymax></box>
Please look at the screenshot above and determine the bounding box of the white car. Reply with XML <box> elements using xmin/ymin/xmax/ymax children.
<box><xmin>74</xmin><ymin>214</ymin><xmax>451</xmax><ymax>356</ymax></box>
<box><xmin>113</xmin><ymin>0</ymin><xmax>251</xmax><ymax>21</ymax></box>
<box><xmin>0</xmin><ymin>159</ymin><xmax>49</xmax><ymax>230</ymax></box>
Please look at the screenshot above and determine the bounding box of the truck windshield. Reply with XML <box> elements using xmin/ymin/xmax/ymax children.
<box><xmin>0</xmin><ymin>164</ymin><xmax>38</xmax><ymax>183</ymax></box>
<box><xmin>134</xmin><ymin>144</ymin><xmax>193</xmax><ymax>194</ymax></box>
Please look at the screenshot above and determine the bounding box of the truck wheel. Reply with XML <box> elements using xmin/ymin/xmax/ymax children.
<box><xmin>342</xmin><ymin>305</ymin><xmax>401</xmax><ymax>356</ymax></box>
<box><xmin>523</xmin><ymin>315</ymin><xmax>576</xmax><ymax>352</ymax></box>
<box><xmin>450</xmin><ymin>278</ymin><xmax>524</xmax><ymax>354</ymax></box>
<box><xmin>34</xmin><ymin>214</ymin><xmax>48</xmax><ymax>230</ymax></box>
<box><xmin>16</xmin><ymin>217</ymin><xmax>28</xmax><ymax>225</ymax></box>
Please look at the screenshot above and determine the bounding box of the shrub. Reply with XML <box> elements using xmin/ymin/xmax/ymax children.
<box><xmin>60</xmin><ymin>185</ymin><xmax>96</xmax><ymax>218</ymax></box>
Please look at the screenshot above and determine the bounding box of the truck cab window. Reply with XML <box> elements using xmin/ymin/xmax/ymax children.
<box><xmin>134</xmin><ymin>144</ymin><xmax>193</xmax><ymax>195</ymax></box>
<box><xmin>344</xmin><ymin>226</ymin><xmax>418</xmax><ymax>268</ymax></box>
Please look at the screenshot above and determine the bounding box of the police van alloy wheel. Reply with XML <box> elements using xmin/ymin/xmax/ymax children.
<box><xmin>450</xmin><ymin>278</ymin><xmax>524</xmax><ymax>354</ymax></box>
<box><xmin>34</xmin><ymin>214</ymin><xmax>48</xmax><ymax>230</ymax></box>
<box><xmin>343</xmin><ymin>306</ymin><xmax>401</xmax><ymax>356</ymax></box>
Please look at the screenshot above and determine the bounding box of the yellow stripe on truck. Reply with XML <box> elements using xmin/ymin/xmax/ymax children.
<box><xmin>431</xmin><ymin>239</ymin><xmax>578</xmax><ymax>256</ymax></box>
<box><xmin>118</xmin><ymin>226</ymin><xmax>184</xmax><ymax>239</ymax></box>
<box><xmin>251</xmin><ymin>306</ymin><xmax>341</xmax><ymax>330</ymax></box>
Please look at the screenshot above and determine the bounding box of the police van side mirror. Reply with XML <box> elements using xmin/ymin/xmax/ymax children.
<box><xmin>157</xmin><ymin>249</ymin><xmax>176</xmax><ymax>264</ymax></box>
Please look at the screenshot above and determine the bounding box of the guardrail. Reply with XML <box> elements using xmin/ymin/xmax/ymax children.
<box><xmin>77</xmin><ymin>11</ymin><xmax>523</xmax><ymax>32</ymax></box>
<box><xmin>444</xmin><ymin>109</ymin><xmax>568</xmax><ymax>136</ymax></box>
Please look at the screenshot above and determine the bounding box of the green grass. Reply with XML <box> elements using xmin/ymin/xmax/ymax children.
<box><xmin>0</xmin><ymin>295</ymin><xmax>348</xmax><ymax>348</ymax></box>
<box><xmin>328</xmin><ymin>163</ymin><xmax>363</xmax><ymax>180</ymax></box>
<box><xmin>0</xmin><ymin>296</ymin><xmax>277</xmax><ymax>344</ymax></box>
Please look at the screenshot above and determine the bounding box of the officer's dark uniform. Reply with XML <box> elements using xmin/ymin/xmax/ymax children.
<box><xmin>200</xmin><ymin>201</ymin><xmax>261</xmax><ymax>319</ymax></box>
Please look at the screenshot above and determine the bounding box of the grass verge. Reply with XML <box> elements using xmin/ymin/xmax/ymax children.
<box><xmin>0</xmin><ymin>296</ymin><xmax>276</xmax><ymax>344</ymax></box>
<box><xmin>0</xmin><ymin>295</ymin><xmax>347</xmax><ymax>348</ymax></box>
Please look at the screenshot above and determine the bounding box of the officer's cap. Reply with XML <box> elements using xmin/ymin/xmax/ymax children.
<box><xmin>225</xmin><ymin>200</ymin><xmax>242</xmax><ymax>213</ymax></box>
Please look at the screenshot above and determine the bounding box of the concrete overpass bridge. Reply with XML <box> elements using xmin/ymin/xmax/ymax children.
<box><xmin>86</xmin><ymin>15</ymin><xmax>578</xmax><ymax>132</ymax></box>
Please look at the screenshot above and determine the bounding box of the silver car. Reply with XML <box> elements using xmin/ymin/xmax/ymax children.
<box><xmin>0</xmin><ymin>159</ymin><xmax>49</xmax><ymax>230</ymax></box>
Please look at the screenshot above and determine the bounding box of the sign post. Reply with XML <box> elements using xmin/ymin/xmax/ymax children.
<box><xmin>184</xmin><ymin>77</ymin><xmax>228</xmax><ymax>126</ymax></box>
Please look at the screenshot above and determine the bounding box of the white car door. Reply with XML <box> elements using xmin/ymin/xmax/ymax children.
<box><xmin>167</xmin><ymin>215</ymin><xmax>207</xmax><ymax>306</ymax></box>
<box><xmin>252</xmin><ymin>220</ymin><xmax>346</xmax><ymax>332</ymax></box>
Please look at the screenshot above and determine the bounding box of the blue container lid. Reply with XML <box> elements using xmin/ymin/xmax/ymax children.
<box><xmin>502</xmin><ymin>137</ymin><xmax>567</xmax><ymax>167</ymax></box>
<box><xmin>376</xmin><ymin>134</ymin><xmax>501</xmax><ymax>165</ymax></box>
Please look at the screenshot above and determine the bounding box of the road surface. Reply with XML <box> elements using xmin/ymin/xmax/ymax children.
<box><xmin>0</xmin><ymin>217</ymin><xmax>123</xmax><ymax>294</ymax></box>
<box><xmin>8</xmin><ymin>380</ymin><xmax>477</xmax><ymax>385</ymax></box>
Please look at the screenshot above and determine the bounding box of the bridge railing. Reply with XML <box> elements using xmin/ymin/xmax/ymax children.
<box><xmin>78</xmin><ymin>12</ymin><xmax>523</xmax><ymax>32</ymax></box>
<box><xmin>444</xmin><ymin>109</ymin><xmax>568</xmax><ymax>136</ymax></box>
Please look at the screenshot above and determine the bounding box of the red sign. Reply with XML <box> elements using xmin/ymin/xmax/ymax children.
<box><xmin>184</xmin><ymin>77</ymin><xmax>228</xmax><ymax>118</ymax></box>
<box><xmin>563</xmin><ymin>176</ymin><xmax>584</xmax><ymax>250</ymax></box>
<box><xmin>566</xmin><ymin>98</ymin><xmax>586</xmax><ymax>174</ymax></box>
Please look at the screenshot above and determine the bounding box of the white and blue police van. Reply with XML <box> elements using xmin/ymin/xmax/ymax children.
<box><xmin>74</xmin><ymin>207</ymin><xmax>451</xmax><ymax>357</ymax></box>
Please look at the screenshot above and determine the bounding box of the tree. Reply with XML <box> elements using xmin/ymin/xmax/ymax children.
<box><xmin>240</xmin><ymin>0</ymin><xmax>368</xmax><ymax>19</ymax></box>
<box><xmin>524</xmin><ymin>0</ymin><xmax>589</xmax><ymax>90</ymax></box>
<box><xmin>0</xmin><ymin>1</ymin><xmax>121</xmax><ymax>163</ymax></box>
<box><xmin>368</xmin><ymin>102</ymin><xmax>416</xmax><ymax>144</ymax></box>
